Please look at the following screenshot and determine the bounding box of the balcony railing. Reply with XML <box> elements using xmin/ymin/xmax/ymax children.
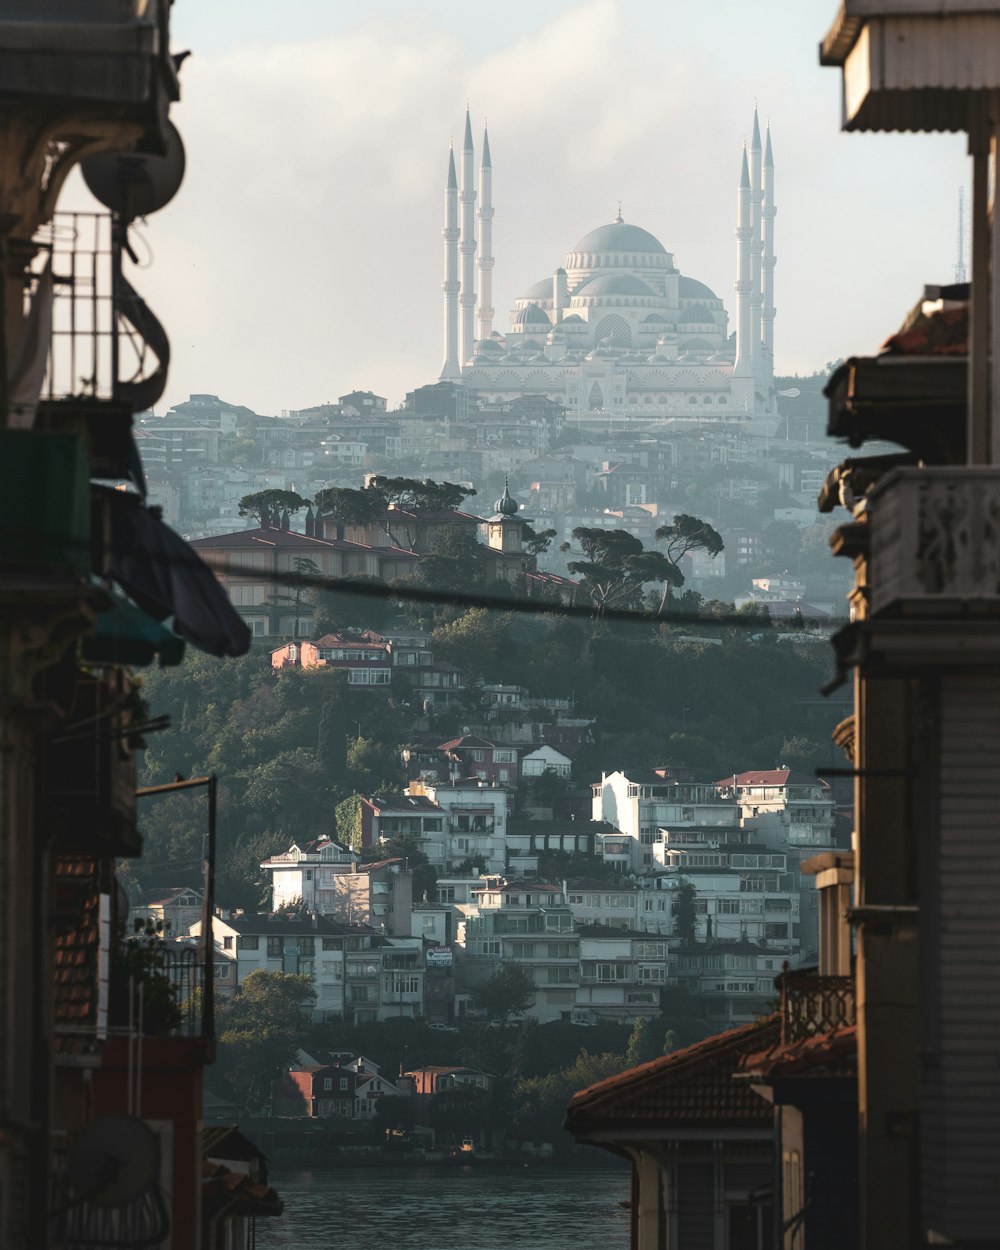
<box><xmin>779</xmin><ymin>964</ymin><xmax>856</xmax><ymax>1045</ymax></box>
<box><xmin>869</xmin><ymin>467</ymin><xmax>1000</xmax><ymax>614</ymax></box>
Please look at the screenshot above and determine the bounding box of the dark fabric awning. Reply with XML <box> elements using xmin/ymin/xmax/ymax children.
<box><xmin>103</xmin><ymin>489</ymin><xmax>251</xmax><ymax>658</ymax></box>
<box><xmin>81</xmin><ymin>590</ymin><xmax>185</xmax><ymax>667</ymax></box>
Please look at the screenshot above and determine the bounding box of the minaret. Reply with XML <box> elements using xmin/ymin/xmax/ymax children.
<box><xmin>733</xmin><ymin>145</ymin><xmax>752</xmax><ymax>385</ymax></box>
<box><xmin>477</xmin><ymin>123</ymin><xmax>495</xmax><ymax>342</ymax></box>
<box><xmin>762</xmin><ymin>124</ymin><xmax>776</xmax><ymax>382</ymax></box>
<box><xmin>749</xmin><ymin>107</ymin><xmax>764</xmax><ymax>387</ymax></box>
<box><xmin>459</xmin><ymin>107</ymin><xmax>477</xmax><ymax>369</ymax></box>
<box><xmin>440</xmin><ymin>144</ymin><xmax>461</xmax><ymax>381</ymax></box>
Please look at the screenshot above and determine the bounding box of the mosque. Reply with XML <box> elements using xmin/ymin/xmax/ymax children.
<box><xmin>438</xmin><ymin>108</ymin><xmax>777</xmax><ymax>425</ymax></box>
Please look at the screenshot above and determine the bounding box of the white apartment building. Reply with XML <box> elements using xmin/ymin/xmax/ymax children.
<box><xmin>259</xmin><ymin>836</ymin><xmax>414</xmax><ymax>936</ymax></box>
<box><xmin>593</xmin><ymin>768</ymin><xmax>740</xmax><ymax>871</ymax></box>
<box><xmin>574</xmin><ymin>926</ymin><xmax>670</xmax><ymax>1025</ymax></box>
<box><xmin>190</xmin><ymin>913</ymin><xmax>425</xmax><ymax>1025</ymax></box>
<box><xmin>716</xmin><ymin>769</ymin><xmax>838</xmax><ymax>958</ymax></box>
<box><xmin>456</xmin><ymin>882</ymin><xmax>578</xmax><ymax>1024</ymax></box>
<box><xmin>405</xmin><ymin>780</ymin><xmax>509</xmax><ymax>873</ymax></box>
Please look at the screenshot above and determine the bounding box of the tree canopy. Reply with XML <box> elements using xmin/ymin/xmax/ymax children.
<box><xmin>214</xmin><ymin>969</ymin><xmax>315</xmax><ymax>1111</ymax></box>
<box><xmin>314</xmin><ymin>477</ymin><xmax>477</xmax><ymax>550</ymax></box>
<box><xmin>471</xmin><ymin>963</ymin><xmax>537</xmax><ymax>1021</ymax></box>
<box><xmin>653</xmin><ymin>514</ymin><xmax>725</xmax><ymax>613</ymax></box>
<box><xmin>238</xmin><ymin>489</ymin><xmax>310</xmax><ymax>527</ymax></box>
<box><xmin>561</xmin><ymin>527</ymin><xmax>684</xmax><ymax>617</ymax></box>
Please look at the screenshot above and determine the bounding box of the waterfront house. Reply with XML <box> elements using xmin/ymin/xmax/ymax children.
<box><xmin>565</xmin><ymin>1017</ymin><xmax>780</xmax><ymax>1250</ymax></box>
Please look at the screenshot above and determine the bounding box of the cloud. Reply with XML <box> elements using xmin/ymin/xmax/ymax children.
<box><xmin>77</xmin><ymin>0</ymin><xmax>966</xmax><ymax>415</ymax></box>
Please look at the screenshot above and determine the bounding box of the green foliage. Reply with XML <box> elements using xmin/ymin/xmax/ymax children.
<box><xmin>431</xmin><ymin>608</ymin><xmax>517</xmax><ymax>682</ymax></box>
<box><xmin>561</xmin><ymin>527</ymin><xmax>683</xmax><ymax>617</ymax></box>
<box><xmin>238</xmin><ymin>489</ymin><xmax>309</xmax><ymax>526</ymax></box>
<box><xmin>335</xmin><ymin>794</ymin><xmax>365</xmax><ymax>853</ymax></box>
<box><xmin>674</xmin><ymin>878</ymin><xmax>698</xmax><ymax>945</ymax></box>
<box><xmin>315</xmin><ymin>478</ymin><xmax>477</xmax><ymax>551</ymax></box>
<box><xmin>414</xmin><ymin>525</ymin><xmax>489</xmax><ymax>595</ymax></box>
<box><xmin>653</xmin><ymin>514</ymin><xmax>724</xmax><ymax>613</ymax></box>
<box><xmin>511</xmin><ymin>1049</ymin><xmax>625</xmax><ymax>1148</ymax></box>
<box><xmin>109</xmin><ymin>923</ymin><xmax>182</xmax><ymax>1036</ymax></box>
<box><xmin>214</xmin><ymin>969</ymin><xmax>315</xmax><ymax>1112</ymax></box>
<box><xmin>624</xmin><ymin>1016</ymin><xmax>660</xmax><ymax>1068</ymax></box>
<box><xmin>470</xmin><ymin>963</ymin><xmax>537</xmax><ymax>1021</ymax></box>
<box><xmin>313</xmin><ymin>574</ymin><xmax>393</xmax><ymax>635</ymax></box>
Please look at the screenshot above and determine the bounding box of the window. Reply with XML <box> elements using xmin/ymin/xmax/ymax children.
<box><xmin>223</xmin><ymin>936</ymin><xmax>234</xmax><ymax>950</ymax></box>
<box><xmin>322</xmin><ymin>937</ymin><xmax>341</xmax><ymax>951</ymax></box>
<box><xmin>298</xmin><ymin>936</ymin><xmax>315</xmax><ymax>955</ymax></box>
<box><xmin>340</xmin><ymin>1078</ymin><xmax>349</xmax><ymax>1090</ymax></box>
<box><xmin>718</xmin><ymin>899</ymin><xmax>740</xmax><ymax>915</ymax></box>
<box><xmin>237</xmin><ymin>935</ymin><xmax>259</xmax><ymax>951</ymax></box>
<box><xmin>267</xmin><ymin>936</ymin><xmax>283</xmax><ymax>957</ymax></box>
<box><xmin>547</xmin><ymin>966</ymin><xmax>575</xmax><ymax>984</ymax></box>
<box><xmin>323</xmin><ymin>1078</ymin><xmax>332</xmax><ymax>1090</ymax></box>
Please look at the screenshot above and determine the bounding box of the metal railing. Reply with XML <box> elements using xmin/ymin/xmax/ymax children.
<box><xmin>779</xmin><ymin>963</ymin><xmax>856</xmax><ymax>1045</ymax></box>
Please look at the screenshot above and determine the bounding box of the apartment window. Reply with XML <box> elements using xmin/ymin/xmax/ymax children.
<box><xmin>547</xmin><ymin>967</ymin><xmax>575</xmax><ymax>984</ymax></box>
<box><xmin>718</xmin><ymin>899</ymin><xmax>740</xmax><ymax>915</ymax></box>
<box><xmin>222</xmin><ymin>936</ymin><xmax>234</xmax><ymax>950</ymax></box>
<box><xmin>324</xmin><ymin>1078</ymin><xmax>332</xmax><ymax>1091</ymax></box>
<box><xmin>340</xmin><ymin>1078</ymin><xmax>349</xmax><ymax>1090</ymax></box>
<box><xmin>267</xmin><ymin>936</ymin><xmax>283</xmax><ymax>957</ymax></box>
<box><xmin>322</xmin><ymin>937</ymin><xmax>341</xmax><ymax>951</ymax></box>
<box><xmin>299</xmin><ymin>959</ymin><xmax>314</xmax><ymax>976</ymax></box>
<box><xmin>237</xmin><ymin>935</ymin><xmax>259</xmax><ymax>951</ymax></box>
<box><xmin>480</xmin><ymin>940</ymin><xmax>500</xmax><ymax>955</ymax></box>
<box><xmin>350</xmin><ymin>986</ymin><xmax>370</xmax><ymax>1003</ymax></box>
<box><xmin>299</xmin><ymin>936</ymin><xmax>315</xmax><ymax>955</ymax></box>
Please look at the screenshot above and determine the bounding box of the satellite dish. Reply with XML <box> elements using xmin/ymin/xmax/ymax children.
<box><xmin>67</xmin><ymin>1116</ymin><xmax>160</xmax><ymax>1208</ymax></box>
<box><xmin>81</xmin><ymin>121</ymin><xmax>186</xmax><ymax>221</ymax></box>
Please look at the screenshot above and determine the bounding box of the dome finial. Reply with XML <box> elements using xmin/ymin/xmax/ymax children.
<box><xmin>615</xmin><ymin>200</ymin><xmax>623</xmax><ymax>224</ymax></box>
<box><xmin>493</xmin><ymin>475</ymin><xmax>519</xmax><ymax>517</ymax></box>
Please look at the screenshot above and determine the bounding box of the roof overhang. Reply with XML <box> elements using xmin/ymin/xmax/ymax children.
<box><xmin>820</xmin><ymin>2</ymin><xmax>1000</xmax><ymax>132</ymax></box>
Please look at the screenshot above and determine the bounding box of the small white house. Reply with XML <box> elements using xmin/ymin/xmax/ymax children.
<box><xmin>520</xmin><ymin>744</ymin><xmax>573</xmax><ymax>779</ymax></box>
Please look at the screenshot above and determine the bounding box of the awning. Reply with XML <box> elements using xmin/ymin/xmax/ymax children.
<box><xmin>81</xmin><ymin>590</ymin><xmax>185</xmax><ymax>667</ymax></box>
<box><xmin>102</xmin><ymin>488</ymin><xmax>251</xmax><ymax>658</ymax></box>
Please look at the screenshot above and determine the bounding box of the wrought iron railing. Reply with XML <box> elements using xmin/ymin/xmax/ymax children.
<box><xmin>779</xmin><ymin>963</ymin><xmax>856</xmax><ymax>1045</ymax></box>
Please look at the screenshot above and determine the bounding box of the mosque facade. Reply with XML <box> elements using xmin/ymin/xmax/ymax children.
<box><xmin>439</xmin><ymin>109</ymin><xmax>777</xmax><ymax>426</ymax></box>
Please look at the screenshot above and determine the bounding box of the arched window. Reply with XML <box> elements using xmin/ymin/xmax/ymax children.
<box><xmin>703</xmin><ymin>395</ymin><xmax>712</xmax><ymax>404</ymax></box>
<box><xmin>592</xmin><ymin>313</ymin><xmax>632</xmax><ymax>347</ymax></box>
<box><xmin>688</xmin><ymin>396</ymin><xmax>698</xmax><ymax>405</ymax></box>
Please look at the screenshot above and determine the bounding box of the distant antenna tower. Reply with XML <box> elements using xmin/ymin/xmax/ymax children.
<box><xmin>955</xmin><ymin>186</ymin><xmax>968</xmax><ymax>284</ymax></box>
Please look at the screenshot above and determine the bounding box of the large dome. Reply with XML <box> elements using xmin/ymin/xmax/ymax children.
<box><xmin>571</xmin><ymin>221</ymin><xmax>666</xmax><ymax>256</ymax></box>
<box><xmin>573</xmin><ymin>274</ymin><xmax>655</xmax><ymax>298</ymax></box>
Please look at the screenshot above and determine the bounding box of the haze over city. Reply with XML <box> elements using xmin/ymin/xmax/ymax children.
<box><xmin>63</xmin><ymin>0</ymin><xmax>968</xmax><ymax>413</ymax></box>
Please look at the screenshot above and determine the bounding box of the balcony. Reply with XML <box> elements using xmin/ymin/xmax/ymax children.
<box><xmin>869</xmin><ymin>468</ymin><xmax>1000</xmax><ymax>616</ymax></box>
<box><xmin>779</xmin><ymin>965</ymin><xmax>856</xmax><ymax>1045</ymax></box>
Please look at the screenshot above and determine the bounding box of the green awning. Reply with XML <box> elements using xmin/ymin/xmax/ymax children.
<box><xmin>81</xmin><ymin>592</ymin><xmax>185</xmax><ymax>667</ymax></box>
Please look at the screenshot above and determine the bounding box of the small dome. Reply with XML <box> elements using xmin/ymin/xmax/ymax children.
<box><xmin>514</xmin><ymin>303</ymin><xmax>551</xmax><ymax>326</ymax></box>
<box><xmin>642</xmin><ymin>313</ymin><xmax>670</xmax><ymax>324</ymax></box>
<box><xmin>474</xmin><ymin>338</ymin><xmax>504</xmax><ymax>355</ymax></box>
<box><xmin>678</xmin><ymin>276</ymin><xmax>718</xmax><ymax>300</ymax></box>
<box><xmin>574</xmin><ymin>274</ymin><xmax>655</xmax><ymax>298</ymax></box>
<box><xmin>679</xmin><ymin>305</ymin><xmax>716</xmax><ymax>324</ymax></box>
<box><xmin>571</xmin><ymin>221</ymin><xmax>666</xmax><ymax>255</ymax></box>
<box><xmin>493</xmin><ymin>478</ymin><xmax>520</xmax><ymax>516</ymax></box>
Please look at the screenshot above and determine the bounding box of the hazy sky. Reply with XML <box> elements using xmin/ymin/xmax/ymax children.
<box><xmin>69</xmin><ymin>0</ymin><xmax>969</xmax><ymax>415</ymax></box>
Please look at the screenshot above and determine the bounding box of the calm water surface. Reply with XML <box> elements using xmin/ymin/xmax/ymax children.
<box><xmin>258</xmin><ymin>1165</ymin><xmax>630</xmax><ymax>1250</ymax></box>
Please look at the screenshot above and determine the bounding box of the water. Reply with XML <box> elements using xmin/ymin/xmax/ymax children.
<box><xmin>257</xmin><ymin>1164</ymin><xmax>631</xmax><ymax>1250</ymax></box>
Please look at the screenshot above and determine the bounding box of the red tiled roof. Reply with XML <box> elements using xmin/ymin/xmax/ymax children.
<box><xmin>565</xmin><ymin>1016</ymin><xmax>780</xmax><ymax>1133</ymax></box>
<box><xmin>189</xmin><ymin>527</ymin><xmax>368</xmax><ymax>551</ymax></box>
<box><xmin>740</xmin><ymin>1025</ymin><xmax>857</xmax><ymax>1079</ymax></box>
<box><xmin>715</xmin><ymin>769</ymin><xmax>823</xmax><ymax>788</ymax></box>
